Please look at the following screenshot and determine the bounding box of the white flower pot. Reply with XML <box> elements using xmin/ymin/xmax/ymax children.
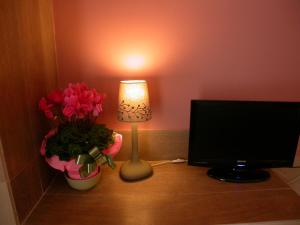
<box><xmin>64</xmin><ymin>169</ymin><xmax>101</xmax><ymax>191</ymax></box>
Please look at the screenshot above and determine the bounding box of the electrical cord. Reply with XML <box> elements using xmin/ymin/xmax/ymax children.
<box><xmin>151</xmin><ymin>158</ymin><xmax>187</xmax><ymax>167</ymax></box>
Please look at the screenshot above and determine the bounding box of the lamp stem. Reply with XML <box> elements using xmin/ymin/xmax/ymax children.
<box><xmin>119</xmin><ymin>121</ymin><xmax>153</xmax><ymax>181</ymax></box>
<box><xmin>131</xmin><ymin>122</ymin><xmax>139</xmax><ymax>163</ymax></box>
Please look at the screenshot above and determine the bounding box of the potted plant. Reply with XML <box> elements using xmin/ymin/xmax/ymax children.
<box><xmin>39</xmin><ymin>83</ymin><xmax>122</xmax><ymax>190</ymax></box>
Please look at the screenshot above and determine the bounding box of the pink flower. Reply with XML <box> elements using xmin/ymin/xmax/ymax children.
<box><xmin>63</xmin><ymin>106</ymin><xmax>75</xmax><ymax>118</ymax></box>
<box><xmin>39</xmin><ymin>82</ymin><xmax>106</xmax><ymax>121</ymax></box>
<box><xmin>39</xmin><ymin>98</ymin><xmax>54</xmax><ymax>119</ymax></box>
<box><xmin>62</xmin><ymin>83</ymin><xmax>105</xmax><ymax>119</ymax></box>
<box><xmin>39</xmin><ymin>98</ymin><xmax>48</xmax><ymax>111</ymax></box>
<box><xmin>44</xmin><ymin>110</ymin><xmax>54</xmax><ymax>119</ymax></box>
<box><xmin>47</xmin><ymin>89</ymin><xmax>63</xmax><ymax>103</ymax></box>
<box><xmin>96</xmin><ymin>103</ymin><xmax>103</xmax><ymax>112</ymax></box>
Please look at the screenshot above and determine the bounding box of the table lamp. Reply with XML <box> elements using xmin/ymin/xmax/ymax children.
<box><xmin>118</xmin><ymin>80</ymin><xmax>153</xmax><ymax>181</ymax></box>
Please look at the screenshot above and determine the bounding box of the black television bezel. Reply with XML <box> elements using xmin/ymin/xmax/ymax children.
<box><xmin>188</xmin><ymin>99</ymin><xmax>300</xmax><ymax>169</ymax></box>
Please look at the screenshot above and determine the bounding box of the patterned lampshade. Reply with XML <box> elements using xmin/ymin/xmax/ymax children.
<box><xmin>118</xmin><ymin>80</ymin><xmax>152</xmax><ymax>122</ymax></box>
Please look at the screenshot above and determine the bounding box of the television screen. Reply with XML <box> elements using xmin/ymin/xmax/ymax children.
<box><xmin>188</xmin><ymin>100</ymin><xmax>300</xmax><ymax>182</ymax></box>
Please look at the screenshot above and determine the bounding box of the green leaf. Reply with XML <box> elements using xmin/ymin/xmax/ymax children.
<box><xmin>44</xmin><ymin>121</ymin><xmax>116</xmax><ymax>168</ymax></box>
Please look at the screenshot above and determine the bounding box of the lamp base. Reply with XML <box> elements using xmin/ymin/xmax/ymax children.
<box><xmin>120</xmin><ymin>160</ymin><xmax>153</xmax><ymax>181</ymax></box>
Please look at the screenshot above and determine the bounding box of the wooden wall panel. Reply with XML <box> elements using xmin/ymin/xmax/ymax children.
<box><xmin>0</xmin><ymin>0</ymin><xmax>57</xmax><ymax>223</ymax></box>
<box><xmin>115</xmin><ymin>130</ymin><xmax>189</xmax><ymax>161</ymax></box>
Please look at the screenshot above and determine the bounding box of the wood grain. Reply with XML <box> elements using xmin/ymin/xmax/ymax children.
<box><xmin>115</xmin><ymin>130</ymin><xmax>189</xmax><ymax>160</ymax></box>
<box><xmin>0</xmin><ymin>0</ymin><xmax>57</xmax><ymax>223</ymax></box>
<box><xmin>10</xmin><ymin>162</ymin><xmax>43</xmax><ymax>223</ymax></box>
<box><xmin>25</xmin><ymin>163</ymin><xmax>300</xmax><ymax>225</ymax></box>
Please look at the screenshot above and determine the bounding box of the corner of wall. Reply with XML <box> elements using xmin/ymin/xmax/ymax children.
<box><xmin>0</xmin><ymin>138</ymin><xmax>19</xmax><ymax>225</ymax></box>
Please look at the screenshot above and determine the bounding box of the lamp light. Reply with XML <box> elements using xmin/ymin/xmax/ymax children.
<box><xmin>118</xmin><ymin>80</ymin><xmax>153</xmax><ymax>181</ymax></box>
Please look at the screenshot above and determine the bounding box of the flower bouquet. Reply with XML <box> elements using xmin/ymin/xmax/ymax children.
<box><xmin>39</xmin><ymin>83</ymin><xmax>122</xmax><ymax>190</ymax></box>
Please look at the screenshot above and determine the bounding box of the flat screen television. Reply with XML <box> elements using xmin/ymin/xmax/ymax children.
<box><xmin>188</xmin><ymin>100</ymin><xmax>300</xmax><ymax>183</ymax></box>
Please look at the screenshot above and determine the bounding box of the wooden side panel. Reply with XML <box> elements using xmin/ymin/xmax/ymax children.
<box><xmin>0</xmin><ymin>0</ymin><xmax>57</xmax><ymax>223</ymax></box>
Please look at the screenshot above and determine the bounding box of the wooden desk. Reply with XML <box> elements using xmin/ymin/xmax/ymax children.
<box><xmin>25</xmin><ymin>163</ymin><xmax>300</xmax><ymax>225</ymax></box>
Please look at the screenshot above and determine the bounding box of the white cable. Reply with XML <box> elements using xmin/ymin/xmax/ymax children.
<box><xmin>171</xmin><ymin>158</ymin><xmax>187</xmax><ymax>163</ymax></box>
<box><xmin>151</xmin><ymin>158</ymin><xmax>187</xmax><ymax>167</ymax></box>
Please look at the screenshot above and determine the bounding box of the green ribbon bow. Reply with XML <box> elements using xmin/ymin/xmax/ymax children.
<box><xmin>76</xmin><ymin>147</ymin><xmax>115</xmax><ymax>178</ymax></box>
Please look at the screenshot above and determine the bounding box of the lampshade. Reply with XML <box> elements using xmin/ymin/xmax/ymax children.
<box><xmin>118</xmin><ymin>80</ymin><xmax>152</xmax><ymax>122</ymax></box>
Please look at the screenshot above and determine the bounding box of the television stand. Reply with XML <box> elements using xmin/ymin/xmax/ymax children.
<box><xmin>207</xmin><ymin>167</ymin><xmax>270</xmax><ymax>183</ymax></box>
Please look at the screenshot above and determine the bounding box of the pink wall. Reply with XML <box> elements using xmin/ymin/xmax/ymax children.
<box><xmin>53</xmin><ymin>0</ymin><xmax>300</xmax><ymax>130</ymax></box>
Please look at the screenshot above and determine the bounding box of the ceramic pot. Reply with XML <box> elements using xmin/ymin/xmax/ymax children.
<box><xmin>64</xmin><ymin>168</ymin><xmax>101</xmax><ymax>191</ymax></box>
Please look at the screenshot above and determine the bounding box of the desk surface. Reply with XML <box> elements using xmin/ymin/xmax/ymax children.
<box><xmin>25</xmin><ymin>162</ymin><xmax>300</xmax><ymax>225</ymax></box>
